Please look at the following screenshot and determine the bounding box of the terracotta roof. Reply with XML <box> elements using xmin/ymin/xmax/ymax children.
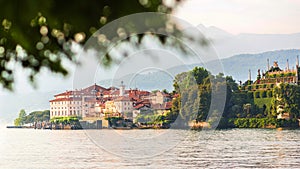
<box><xmin>49</xmin><ymin>97</ymin><xmax>82</xmax><ymax>102</ymax></box>
<box><xmin>134</xmin><ymin>104</ymin><xmax>151</xmax><ymax>110</ymax></box>
<box><xmin>165</xmin><ymin>101</ymin><xmax>172</xmax><ymax>109</ymax></box>
<box><xmin>81</xmin><ymin>84</ymin><xmax>108</xmax><ymax>93</ymax></box>
<box><xmin>54</xmin><ymin>91</ymin><xmax>73</xmax><ymax>97</ymax></box>
<box><xmin>173</xmin><ymin>94</ymin><xmax>180</xmax><ymax>98</ymax></box>
<box><xmin>114</xmin><ymin>96</ymin><xmax>131</xmax><ymax>102</ymax></box>
<box><xmin>107</xmin><ymin>86</ymin><xmax>119</xmax><ymax>90</ymax></box>
<box><xmin>53</xmin><ymin>84</ymin><xmax>108</xmax><ymax>97</ymax></box>
<box><xmin>152</xmin><ymin>102</ymin><xmax>172</xmax><ymax>110</ymax></box>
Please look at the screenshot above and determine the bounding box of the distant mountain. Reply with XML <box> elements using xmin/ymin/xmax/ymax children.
<box><xmin>196</xmin><ymin>25</ymin><xmax>300</xmax><ymax>59</ymax></box>
<box><xmin>99</xmin><ymin>49</ymin><xmax>300</xmax><ymax>91</ymax></box>
<box><xmin>212</xmin><ymin>49</ymin><xmax>300</xmax><ymax>81</ymax></box>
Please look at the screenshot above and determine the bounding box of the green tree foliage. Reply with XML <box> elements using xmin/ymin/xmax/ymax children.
<box><xmin>14</xmin><ymin>109</ymin><xmax>26</xmax><ymax>126</ymax></box>
<box><xmin>50</xmin><ymin>116</ymin><xmax>81</xmax><ymax>128</ymax></box>
<box><xmin>25</xmin><ymin>110</ymin><xmax>50</xmax><ymax>123</ymax></box>
<box><xmin>171</xmin><ymin>67</ymin><xmax>300</xmax><ymax>129</ymax></box>
<box><xmin>169</xmin><ymin>96</ymin><xmax>180</xmax><ymax>122</ymax></box>
<box><xmin>192</xmin><ymin>67</ymin><xmax>209</xmax><ymax>85</ymax></box>
<box><xmin>14</xmin><ymin>109</ymin><xmax>50</xmax><ymax>125</ymax></box>
<box><xmin>273</xmin><ymin>84</ymin><xmax>300</xmax><ymax>119</ymax></box>
<box><xmin>135</xmin><ymin>113</ymin><xmax>170</xmax><ymax>126</ymax></box>
<box><xmin>233</xmin><ymin>118</ymin><xmax>278</xmax><ymax>128</ymax></box>
<box><xmin>172</xmin><ymin>67</ymin><xmax>230</xmax><ymax>123</ymax></box>
<box><xmin>232</xmin><ymin>118</ymin><xmax>298</xmax><ymax>128</ymax></box>
<box><xmin>0</xmin><ymin>0</ymin><xmax>184</xmax><ymax>90</ymax></box>
<box><xmin>105</xmin><ymin>116</ymin><xmax>123</xmax><ymax>127</ymax></box>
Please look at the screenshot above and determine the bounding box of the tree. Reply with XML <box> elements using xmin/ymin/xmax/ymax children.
<box><xmin>0</xmin><ymin>0</ymin><xmax>186</xmax><ymax>90</ymax></box>
<box><xmin>192</xmin><ymin>67</ymin><xmax>209</xmax><ymax>85</ymax></box>
<box><xmin>25</xmin><ymin>110</ymin><xmax>50</xmax><ymax>123</ymax></box>
<box><xmin>169</xmin><ymin>96</ymin><xmax>180</xmax><ymax>122</ymax></box>
<box><xmin>272</xmin><ymin>84</ymin><xmax>300</xmax><ymax>119</ymax></box>
<box><xmin>14</xmin><ymin>109</ymin><xmax>27</xmax><ymax>126</ymax></box>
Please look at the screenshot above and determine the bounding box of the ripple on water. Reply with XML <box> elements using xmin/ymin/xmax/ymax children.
<box><xmin>0</xmin><ymin>128</ymin><xmax>300</xmax><ymax>168</ymax></box>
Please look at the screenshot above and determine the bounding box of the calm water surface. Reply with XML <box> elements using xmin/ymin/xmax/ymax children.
<box><xmin>0</xmin><ymin>127</ymin><xmax>300</xmax><ymax>169</ymax></box>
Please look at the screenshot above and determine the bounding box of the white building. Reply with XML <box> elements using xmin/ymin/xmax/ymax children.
<box><xmin>114</xmin><ymin>96</ymin><xmax>133</xmax><ymax>114</ymax></box>
<box><xmin>49</xmin><ymin>84</ymin><xmax>108</xmax><ymax>118</ymax></box>
<box><xmin>149</xmin><ymin>91</ymin><xmax>171</xmax><ymax>104</ymax></box>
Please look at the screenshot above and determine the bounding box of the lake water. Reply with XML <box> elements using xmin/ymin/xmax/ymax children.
<box><xmin>0</xmin><ymin>127</ymin><xmax>300</xmax><ymax>168</ymax></box>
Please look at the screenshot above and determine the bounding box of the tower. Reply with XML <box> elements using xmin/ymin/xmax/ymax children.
<box><xmin>286</xmin><ymin>59</ymin><xmax>289</xmax><ymax>71</ymax></box>
<box><xmin>248</xmin><ymin>69</ymin><xmax>251</xmax><ymax>82</ymax></box>
<box><xmin>297</xmin><ymin>55</ymin><xmax>299</xmax><ymax>68</ymax></box>
<box><xmin>296</xmin><ymin>55</ymin><xmax>299</xmax><ymax>84</ymax></box>
<box><xmin>119</xmin><ymin>81</ymin><xmax>125</xmax><ymax>96</ymax></box>
<box><xmin>257</xmin><ymin>69</ymin><xmax>261</xmax><ymax>80</ymax></box>
<box><xmin>267</xmin><ymin>58</ymin><xmax>270</xmax><ymax>70</ymax></box>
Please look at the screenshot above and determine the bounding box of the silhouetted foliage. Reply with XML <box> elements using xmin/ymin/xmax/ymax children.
<box><xmin>0</xmin><ymin>0</ymin><xmax>185</xmax><ymax>90</ymax></box>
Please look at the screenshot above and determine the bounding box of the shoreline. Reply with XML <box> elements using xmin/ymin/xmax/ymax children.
<box><xmin>6</xmin><ymin>125</ymin><xmax>300</xmax><ymax>130</ymax></box>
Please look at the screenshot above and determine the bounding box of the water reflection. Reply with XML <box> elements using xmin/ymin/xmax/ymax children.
<box><xmin>0</xmin><ymin>128</ymin><xmax>299</xmax><ymax>168</ymax></box>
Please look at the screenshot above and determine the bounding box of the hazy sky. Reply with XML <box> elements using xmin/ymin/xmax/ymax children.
<box><xmin>175</xmin><ymin>0</ymin><xmax>300</xmax><ymax>35</ymax></box>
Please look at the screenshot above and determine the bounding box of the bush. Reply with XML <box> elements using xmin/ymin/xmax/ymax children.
<box><xmin>233</xmin><ymin>118</ymin><xmax>278</xmax><ymax>128</ymax></box>
<box><xmin>247</xmin><ymin>92</ymin><xmax>254</xmax><ymax>99</ymax></box>
<box><xmin>247</xmin><ymin>85</ymin><xmax>252</xmax><ymax>91</ymax></box>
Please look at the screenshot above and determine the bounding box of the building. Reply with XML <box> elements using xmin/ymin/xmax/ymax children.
<box><xmin>49</xmin><ymin>84</ymin><xmax>109</xmax><ymax>118</ymax></box>
<box><xmin>50</xmin><ymin>82</ymin><xmax>175</xmax><ymax>123</ymax></box>
<box><xmin>114</xmin><ymin>96</ymin><xmax>133</xmax><ymax>115</ymax></box>
<box><xmin>245</xmin><ymin>56</ymin><xmax>300</xmax><ymax>91</ymax></box>
<box><xmin>258</xmin><ymin>59</ymin><xmax>299</xmax><ymax>85</ymax></box>
<box><xmin>243</xmin><ymin>56</ymin><xmax>300</xmax><ymax>120</ymax></box>
<box><xmin>148</xmin><ymin>91</ymin><xmax>172</xmax><ymax>104</ymax></box>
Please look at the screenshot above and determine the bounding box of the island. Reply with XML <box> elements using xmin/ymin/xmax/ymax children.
<box><xmin>11</xmin><ymin>57</ymin><xmax>300</xmax><ymax>130</ymax></box>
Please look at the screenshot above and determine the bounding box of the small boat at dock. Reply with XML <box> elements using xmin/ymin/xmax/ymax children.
<box><xmin>112</xmin><ymin>126</ymin><xmax>132</xmax><ymax>130</ymax></box>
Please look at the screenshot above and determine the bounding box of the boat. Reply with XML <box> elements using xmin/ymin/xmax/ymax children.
<box><xmin>137</xmin><ymin>126</ymin><xmax>153</xmax><ymax>129</ymax></box>
<box><xmin>112</xmin><ymin>126</ymin><xmax>132</xmax><ymax>130</ymax></box>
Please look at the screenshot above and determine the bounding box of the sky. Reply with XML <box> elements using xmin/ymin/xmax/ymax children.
<box><xmin>175</xmin><ymin>0</ymin><xmax>300</xmax><ymax>35</ymax></box>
